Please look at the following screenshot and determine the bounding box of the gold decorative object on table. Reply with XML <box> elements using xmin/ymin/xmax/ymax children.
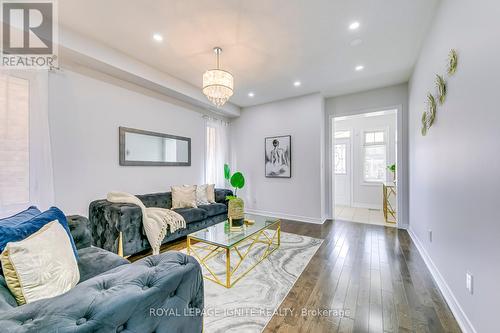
<box><xmin>187</xmin><ymin>214</ymin><xmax>281</xmax><ymax>288</ymax></box>
<box><xmin>383</xmin><ymin>182</ymin><xmax>397</xmax><ymax>224</ymax></box>
<box><xmin>244</xmin><ymin>219</ymin><xmax>255</xmax><ymax>225</ymax></box>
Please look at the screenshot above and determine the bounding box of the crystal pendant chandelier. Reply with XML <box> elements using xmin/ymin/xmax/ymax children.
<box><xmin>202</xmin><ymin>47</ymin><xmax>234</xmax><ymax>108</ymax></box>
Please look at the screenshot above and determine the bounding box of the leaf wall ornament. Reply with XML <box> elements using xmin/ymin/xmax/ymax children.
<box><xmin>421</xmin><ymin>112</ymin><xmax>428</xmax><ymax>136</ymax></box>
<box><xmin>421</xmin><ymin>94</ymin><xmax>437</xmax><ymax>136</ymax></box>
<box><xmin>447</xmin><ymin>49</ymin><xmax>458</xmax><ymax>76</ymax></box>
<box><xmin>421</xmin><ymin>49</ymin><xmax>459</xmax><ymax>136</ymax></box>
<box><xmin>436</xmin><ymin>74</ymin><xmax>447</xmax><ymax>105</ymax></box>
<box><xmin>426</xmin><ymin>93</ymin><xmax>437</xmax><ymax>126</ymax></box>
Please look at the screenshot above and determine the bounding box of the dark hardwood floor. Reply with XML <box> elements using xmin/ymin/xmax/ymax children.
<box><xmin>131</xmin><ymin>219</ymin><xmax>461</xmax><ymax>333</ymax></box>
<box><xmin>263</xmin><ymin>219</ymin><xmax>461</xmax><ymax>333</ymax></box>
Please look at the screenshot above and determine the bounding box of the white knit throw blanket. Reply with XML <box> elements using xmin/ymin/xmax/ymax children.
<box><xmin>106</xmin><ymin>191</ymin><xmax>186</xmax><ymax>255</ymax></box>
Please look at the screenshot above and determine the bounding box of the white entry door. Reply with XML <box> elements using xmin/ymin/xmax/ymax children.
<box><xmin>334</xmin><ymin>137</ymin><xmax>351</xmax><ymax>206</ymax></box>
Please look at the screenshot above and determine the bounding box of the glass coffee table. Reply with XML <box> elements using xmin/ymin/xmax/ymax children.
<box><xmin>187</xmin><ymin>214</ymin><xmax>281</xmax><ymax>288</ymax></box>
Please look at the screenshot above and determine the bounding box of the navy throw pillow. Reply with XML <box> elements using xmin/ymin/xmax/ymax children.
<box><xmin>0</xmin><ymin>206</ymin><xmax>78</xmax><ymax>259</ymax></box>
<box><xmin>0</xmin><ymin>206</ymin><xmax>41</xmax><ymax>226</ymax></box>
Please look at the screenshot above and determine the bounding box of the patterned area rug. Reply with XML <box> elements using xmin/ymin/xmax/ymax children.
<box><xmin>183</xmin><ymin>231</ymin><xmax>322</xmax><ymax>333</ymax></box>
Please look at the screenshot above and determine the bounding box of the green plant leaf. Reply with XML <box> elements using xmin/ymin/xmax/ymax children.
<box><xmin>230</xmin><ymin>172</ymin><xmax>245</xmax><ymax>189</ymax></box>
<box><xmin>224</xmin><ymin>164</ymin><xmax>231</xmax><ymax>180</ymax></box>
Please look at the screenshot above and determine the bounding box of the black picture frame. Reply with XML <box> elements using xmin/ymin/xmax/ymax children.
<box><xmin>265</xmin><ymin>135</ymin><xmax>291</xmax><ymax>178</ymax></box>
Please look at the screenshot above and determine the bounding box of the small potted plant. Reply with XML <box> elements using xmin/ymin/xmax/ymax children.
<box><xmin>387</xmin><ymin>164</ymin><xmax>396</xmax><ymax>183</ymax></box>
<box><xmin>224</xmin><ymin>164</ymin><xmax>245</xmax><ymax>227</ymax></box>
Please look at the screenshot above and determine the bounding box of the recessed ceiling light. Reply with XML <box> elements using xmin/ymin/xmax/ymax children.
<box><xmin>355</xmin><ymin>65</ymin><xmax>364</xmax><ymax>71</ymax></box>
<box><xmin>350</xmin><ymin>39</ymin><xmax>363</xmax><ymax>47</ymax></box>
<box><xmin>153</xmin><ymin>33</ymin><xmax>163</xmax><ymax>42</ymax></box>
<box><xmin>349</xmin><ymin>21</ymin><xmax>360</xmax><ymax>30</ymax></box>
<box><xmin>248</xmin><ymin>92</ymin><xmax>255</xmax><ymax>97</ymax></box>
<box><xmin>293</xmin><ymin>81</ymin><xmax>301</xmax><ymax>87</ymax></box>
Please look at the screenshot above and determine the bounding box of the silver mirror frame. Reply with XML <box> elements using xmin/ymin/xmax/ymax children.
<box><xmin>119</xmin><ymin>127</ymin><xmax>191</xmax><ymax>166</ymax></box>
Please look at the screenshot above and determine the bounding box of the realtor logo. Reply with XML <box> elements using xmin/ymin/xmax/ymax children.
<box><xmin>1</xmin><ymin>0</ymin><xmax>58</xmax><ymax>68</ymax></box>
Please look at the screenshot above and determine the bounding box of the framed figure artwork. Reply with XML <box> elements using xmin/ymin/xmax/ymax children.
<box><xmin>265</xmin><ymin>135</ymin><xmax>291</xmax><ymax>178</ymax></box>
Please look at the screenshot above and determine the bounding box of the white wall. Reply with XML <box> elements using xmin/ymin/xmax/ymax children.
<box><xmin>325</xmin><ymin>83</ymin><xmax>409</xmax><ymax>224</ymax></box>
<box><xmin>408</xmin><ymin>1</ymin><xmax>500</xmax><ymax>332</ymax></box>
<box><xmin>334</xmin><ymin>112</ymin><xmax>397</xmax><ymax>208</ymax></box>
<box><xmin>230</xmin><ymin>94</ymin><xmax>325</xmax><ymax>223</ymax></box>
<box><xmin>48</xmin><ymin>68</ymin><xmax>208</xmax><ymax>216</ymax></box>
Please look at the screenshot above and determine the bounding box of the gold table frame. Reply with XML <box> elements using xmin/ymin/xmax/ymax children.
<box><xmin>383</xmin><ymin>183</ymin><xmax>397</xmax><ymax>224</ymax></box>
<box><xmin>187</xmin><ymin>220</ymin><xmax>281</xmax><ymax>288</ymax></box>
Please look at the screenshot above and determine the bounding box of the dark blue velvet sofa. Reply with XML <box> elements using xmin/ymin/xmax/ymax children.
<box><xmin>89</xmin><ymin>189</ymin><xmax>232</xmax><ymax>257</ymax></box>
<box><xmin>0</xmin><ymin>215</ymin><xmax>204</xmax><ymax>333</ymax></box>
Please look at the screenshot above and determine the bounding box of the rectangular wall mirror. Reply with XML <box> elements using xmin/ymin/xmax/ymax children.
<box><xmin>119</xmin><ymin>127</ymin><xmax>191</xmax><ymax>166</ymax></box>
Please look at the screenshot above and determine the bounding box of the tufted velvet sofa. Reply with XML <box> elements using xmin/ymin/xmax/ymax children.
<box><xmin>0</xmin><ymin>215</ymin><xmax>204</xmax><ymax>333</ymax></box>
<box><xmin>89</xmin><ymin>189</ymin><xmax>233</xmax><ymax>257</ymax></box>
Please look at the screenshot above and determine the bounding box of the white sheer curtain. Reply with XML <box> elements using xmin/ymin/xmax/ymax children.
<box><xmin>205</xmin><ymin>117</ymin><xmax>229</xmax><ymax>188</ymax></box>
<box><xmin>0</xmin><ymin>70</ymin><xmax>54</xmax><ymax>218</ymax></box>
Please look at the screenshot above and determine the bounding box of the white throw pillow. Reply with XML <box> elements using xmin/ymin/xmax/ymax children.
<box><xmin>207</xmin><ymin>184</ymin><xmax>216</xmax><ymax>203</ymax></box>
<box><xmin>171</xmin><ymin>185</ymin><xmax>197</xmax><ymax>209</ymax></box>
<box><xmin>196</xmin><ymin>184</ymin><xmax>210</xmax><ymax>205</ymax></box>
<box><xmin>0</xmin><ymin>221</ymin><xmax>80</xmax><ymax>305</ymax></box>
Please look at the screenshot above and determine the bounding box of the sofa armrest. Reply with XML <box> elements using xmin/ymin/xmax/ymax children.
<box><xmin>0</xmin><ymin>252</ymin><xmax>204</xmax><ymax>333</ymax></box>
<box><xmin>67</xmin><ymin>215</ymin><xmax>92</xmax><ymax>250</ymax></box>
<box><xmin>215</xmin><ymin>188</ymin><xmax>233</xmax><ymax>205</ymax></box>
<box><xmin>89</xmin><ymin>200</ymin><xmax>144</xmax><ymax>256</ymax></box>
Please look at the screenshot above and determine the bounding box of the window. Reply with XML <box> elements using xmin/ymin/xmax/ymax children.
<box><xmin>0</xmin><ymin>74</ymin><xmax>30</xmax><ymax>207</ymax></box>
<box><xmin>205</xmin><ymin>118</ymin><xmax>229</xmax><ymax>187</ymax></box>
<box><xmin>334</xmin><ymin>130</ymin><xmax>351</xmax><ymax>139</ymax></box>
<box><xmin>334</xmin><ymin>144</ymin><xmax>347</xmax><ymax>174</ymax></box>
<box><xmin>363</xmin><ymin>130</ymin><xmax>386</xmax><ymax>183</ymax></box>
<box><xmin>365</xmin><ymin>131</ymin><xmax>385</xmax><ymax>144</ymax></box>
<box><xmin>205</xmin><ymin>125</ymin><xmax>217</xmax><ymax>183</ymax></box>
<box><xmin>0</xmin><ymin>72</ymin><xmax>54</xmax><ymax>218</ymax></box>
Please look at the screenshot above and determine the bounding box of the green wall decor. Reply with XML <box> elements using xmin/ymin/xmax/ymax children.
<box><xmin>427</xmin><ymin>93</ymin><xmax>437</xmax><ymax>127</ymax></box>
<box><xmin>421</xmin><ymin>94</ymin><xmax>437</xmax><ymax>136</ymax></box>
<box><xmin>447</xmin><ymin>49</ymin><xmax>458</xmax><ymax>76</ymax></box>
<box><xmin>436</xmin><ymin>74</ymin><xmax>447</xmax><ymax>105</ymax></box>
<box><xmin>421</xmin><ymin>49</ymin><xmax>459</xmax><ymax>136</ymax></box>
<box><xmin>421</xmin><ymin>112</ymin><xmax>428</xmax><ymax>136</ymax></box>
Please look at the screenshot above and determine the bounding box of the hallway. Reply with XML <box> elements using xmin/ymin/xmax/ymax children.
<box><xmin>335</xmin><ymin>205</ymin><xmax>394</xmax><ymax>226</ymax></box>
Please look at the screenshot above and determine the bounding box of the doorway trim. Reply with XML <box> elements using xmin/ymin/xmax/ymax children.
<box><xmin>328</xmin><ymin>104</ymin><xmax>406</xmax><ymax>228</ymax></box>
<box><xmin>332</xmin><ymin>131</ymin><xmax>353</xmax><ymax>207</ymax></box>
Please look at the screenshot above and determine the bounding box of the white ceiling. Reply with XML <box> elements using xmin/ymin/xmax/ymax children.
<box><xmin>59</xmin><ymin>0</ymin><xmax>439</xmax><ymax>107</ymax></box>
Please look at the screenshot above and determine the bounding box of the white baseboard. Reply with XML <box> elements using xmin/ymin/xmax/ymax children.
<box><xmin>245</xmin><ymin>209</ymin><xmax>326</xmax><ymax>224</ymax></box>
<box><xmin>407</xmin><ymin>228</ymin><xmax>477</xmax><ymax>333</ymax></box>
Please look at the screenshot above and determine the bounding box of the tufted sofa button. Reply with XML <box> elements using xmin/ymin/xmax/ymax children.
<box><xmin>142</xmin><ymin>285</ymin><xmax>149</xmax><ymax>290</ymax></box>
<box><xmin>76</xmin><ymin>318</ymin><xmax>87</xmax><ymax>325</ymax></box>
<box><xmin>169</xmin><ymin>290</ymin><xmax>176</xmax><ymax>297</ymax></box>
<box><xmin>116</xmin><ymin>323</ymin><xmax>126</xmax><ymax>332</ymax></box>
<box><xmin>22</xmin><ymin>318</ymin><xmax>33</xmax><ymax>325</ymax></box>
